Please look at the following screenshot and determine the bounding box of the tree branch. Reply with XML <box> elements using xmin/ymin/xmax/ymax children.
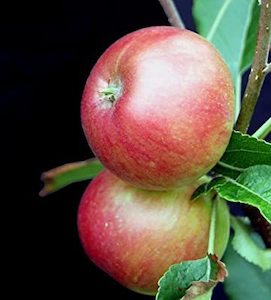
<box><xmin>235</xmin><ymin>0</ymin><xmax>271</xmax><ymax>248</ymax></box>
<box><xmin>158</xmin><ymin>0</ymin><xmax>185</xmax><ymax>28</ymax></box>
<box><xmin>235</xmin><ymin>0</ymin><xmax>271</xmax><ymax>133</ymax></box>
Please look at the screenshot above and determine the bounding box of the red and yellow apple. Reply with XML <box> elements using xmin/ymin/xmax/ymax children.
<box><xmin>81</xmin><ymin>26</ymin><xmax>234</xmax><ymax>190</ymax></box>
<box><xmin>77</xmin><ymin>170</ymin><xmax>230</xmax><ymax>295</ymax></box>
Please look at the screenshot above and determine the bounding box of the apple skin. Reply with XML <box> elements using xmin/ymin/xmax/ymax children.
<box><xmin>81</xmin><ymin>26</ymin><xmax>234</xmax><ymax>190</ymax></box>
<box><xmin>77</xmin><ymin>170</ymin><xmax>230</xmax><ymax>295</ymax></box>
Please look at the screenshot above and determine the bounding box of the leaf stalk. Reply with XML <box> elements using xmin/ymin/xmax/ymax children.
<box><xmin>253</xmin><ymin>117</ymin><xmax>271</xmax><ymax>139</ymax></box>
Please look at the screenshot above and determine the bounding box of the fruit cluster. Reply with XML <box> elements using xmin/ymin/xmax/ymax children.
<box><xmin>78</xmin><ymin>26</ymin><xmax>234</xmax><ymax>295</ymax></box>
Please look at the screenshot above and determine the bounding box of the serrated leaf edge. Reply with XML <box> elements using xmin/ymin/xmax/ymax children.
<box><xmin>156</xmin><ymin>255</ymin><xmax>227</xmax><ymax>300</ymax></box>
<box><xmin>215</xmin><ymin>176</ymin><xmax>271</xmax><ymax>222</ymax></box>
<box><xmin>227</xmin><ymin>130</ymin><xmax>271</xmax><ymax>149</ymax></box>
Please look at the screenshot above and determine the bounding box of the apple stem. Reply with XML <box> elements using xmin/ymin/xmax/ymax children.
<box><xmin>235</xmin><ymin>0</ymin><xmax>271</xmax><ymax>133</ymax></box>
<box><xmin>158</xmin><ymin>0</ymin><xmax>185</xmax><ymax>29</ymax></box>
<box><xmin>207</xmin><ymin>197</ymin><xmax>218</xmax><ymax>255</ymax></box>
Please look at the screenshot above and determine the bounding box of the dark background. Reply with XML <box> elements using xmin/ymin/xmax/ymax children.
<box><xmin>2</xmin><ymin>0</ymin><xmax>270</xmax><ymax>298</ymax></box>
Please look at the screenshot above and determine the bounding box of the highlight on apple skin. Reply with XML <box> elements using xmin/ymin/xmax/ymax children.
<box><xmin>77</xmin><ymin>170</ymin><xmax>230</xmax><ymax>295</ymax></box>
<box><xmin>81</xmin><ymin>26</ymin><xmax>235</xmax><ymax>190</ymax></box>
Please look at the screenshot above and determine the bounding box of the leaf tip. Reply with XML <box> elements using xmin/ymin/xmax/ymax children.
<box><xmin>39</xmin><ymin>171</ymin><xmax>54</xmax><ymax>197</ymax></box>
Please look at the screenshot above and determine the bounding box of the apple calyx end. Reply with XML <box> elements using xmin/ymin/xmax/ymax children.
<box><xmin>99</xmin><ymin>81</ymin><xmax>122</xmax><ymax>106</ymax></box>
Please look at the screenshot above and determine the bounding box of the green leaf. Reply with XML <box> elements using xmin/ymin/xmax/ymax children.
<box><xmin>192</xmin><ymin>179</ymin><xmax>222</xmax><ymax>200</ymax></box>
<box><xmin>193</xmin><ymin>0</ymin><xmax>256</xmax><ymax>83</ymax></box>
<box><xmin>231</xmin><ymin>217</ymin><xmax>271</xmax><ymax>271</ymax></box>
<box><xmin>224</xmin><ymin>242</ymin><xmax>271</xmax><ymax>300</ymax></box>
<box><xmin>156</xmin><ymin>255</ymin><xmax>227</xmax><ymax>300</ymax></box>
<box><xmin>39</xmin><ymin>158</ymin><xmax>104</xmax><ymax>196</ymax></box>
<box><xmin>193</xmin><ymin>0</ymin><xmax>259</xmax><ymax>118</ymax></box>
<box><xmin>193</xmin><ymin>165</ymin><xmax>271</xmax><ymax>223</ymax></box>
<box><xmin>213</xmin><ymin>131</ymin><xmax>271</xmax><ymax>178</ymax></box>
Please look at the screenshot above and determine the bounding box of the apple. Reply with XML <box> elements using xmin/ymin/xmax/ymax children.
<box><xmin>77</xmin><ymin>170</ymin><xmax>230</xmax><ymax>295</ymax></box>
<box><xmin>81</xmin><ymin>26</ymin><xmax>234</xmax><ymax>190</ymax></box>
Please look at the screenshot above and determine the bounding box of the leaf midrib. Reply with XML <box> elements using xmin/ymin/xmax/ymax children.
<box><xmin>221</xmin><ymin>177</ymin><xmax>270</xmax><ymax>205</ymax></box>
<box><xmin>207</xmin><ymin>0</ymin><xmax>233</xmax><ymax>41</ymax></box>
